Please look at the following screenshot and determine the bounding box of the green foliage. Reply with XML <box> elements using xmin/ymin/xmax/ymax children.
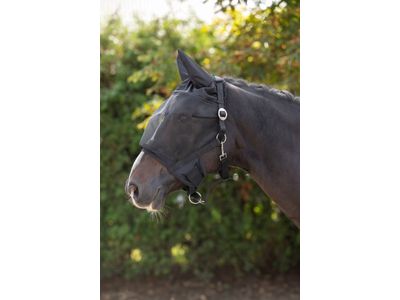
<box><xmin>101</xmin><ymin>2</ymin><xmax>299</xmax><ymax>279</ymax></box>
<box><xmin>203</xmin><ymin>0</ymin><xmax>300</xmax><ymax>94</ymax></box>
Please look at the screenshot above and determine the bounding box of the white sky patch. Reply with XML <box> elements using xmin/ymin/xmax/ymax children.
<box><xmin>101</xmin><ymin>0</ymin><xmax>218</xmax><ymax>25</ymax></box>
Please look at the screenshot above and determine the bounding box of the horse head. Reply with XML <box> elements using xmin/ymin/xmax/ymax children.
<box><xmin>125</xmin><ymin>50</ymin><xmax>233</xmax><ymax>212</ymax></box>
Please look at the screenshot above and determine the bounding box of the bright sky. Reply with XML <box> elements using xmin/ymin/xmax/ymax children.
<box><xmin>101</xmin><ymin>0</ymin><xmax>218</xmax><ymax>25</ymax></box>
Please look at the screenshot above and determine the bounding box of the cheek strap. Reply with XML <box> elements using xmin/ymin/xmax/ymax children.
<box><xmin>186</xmin><ymin>77</ymin><xmax>230</xmax><ymax>205</ymax></box>
<box><xmin>214</xmin><ymin>77</ymin><xmax>229</xmax><ymax>181</ymax></box>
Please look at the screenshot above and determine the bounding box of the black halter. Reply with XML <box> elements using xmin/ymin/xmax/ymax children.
<box><xmin>139</xmin><ymin>77</ymin><xmax>229</xmax><ymax>205</ymax></box>
<box><xmin>188</xmin><ymin>76</ymin><xmax>229</xmax><ymax>204</ymax></box>
<box><xmin>214</xmin><ymin>76</ymin><xmax>229</xmax><ymax>179</ymax></box>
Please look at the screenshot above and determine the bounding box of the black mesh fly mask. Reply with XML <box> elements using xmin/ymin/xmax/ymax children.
<box><xmin>139</xmin><ymin>77</ymin><xmax>229</xmax><ymax>204</ymax></box>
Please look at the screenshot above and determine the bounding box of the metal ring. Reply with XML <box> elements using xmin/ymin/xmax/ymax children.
<box><xmin>218</xmin><ymin>108</ymin><xmax>228</xmax><ymax>121</ymax></box>
<box><xmin>188</xmin><ymin>191</ymin><xmax>204</xmax><ymax>205</ymax></box>
<box><xmin>216</xmin><ymin>133</ymin><xmax>227</xmax><ymax>143</ymax></box>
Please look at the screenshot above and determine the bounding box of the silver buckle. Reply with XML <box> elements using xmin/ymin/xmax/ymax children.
<box><xmin>218</xmin><ymin>108</ymin><xmax>228</xmax><ymax>121</ymax></box>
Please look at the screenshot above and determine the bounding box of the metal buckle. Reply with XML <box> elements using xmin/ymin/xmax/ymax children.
<box><xmin>188</xmin><ymin>191</ymin><xmax>204</xmax><ymax>205</ymax></box>
<box><xmin>218</xmin><ymin>108</ymin><xmax>228</xmax><ymax>121</ymax></box>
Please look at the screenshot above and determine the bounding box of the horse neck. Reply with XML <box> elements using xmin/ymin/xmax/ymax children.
<box><xmin>226</xmin><ymin>83</ymin><xmax>300</xmax><ymax>226</ymax></box>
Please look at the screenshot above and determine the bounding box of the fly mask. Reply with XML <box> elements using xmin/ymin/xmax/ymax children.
<box><xmin>139</xmin><ymin>51</ymin><xmax>229</xmax><ymax>204</ymax></box>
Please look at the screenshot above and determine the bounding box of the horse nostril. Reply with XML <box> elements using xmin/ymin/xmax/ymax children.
<box><xmin>129</xmin><ymin>183</ymin><xmax>139</xmax><ymax>200</ymax></box>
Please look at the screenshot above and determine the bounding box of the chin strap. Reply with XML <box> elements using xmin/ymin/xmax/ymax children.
<box><xmin>187</xmin><ymin>77</ymin><xmax>229</xmax><ymax>205</ymax></box>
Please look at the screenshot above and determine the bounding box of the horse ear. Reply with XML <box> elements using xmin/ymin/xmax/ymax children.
<box><xmin>176</xmin><ymin>51</ymin><xmax>190</xmax><ymax>82</ymax></box>
<box><xmin>176</xmin><ymin>49</ymin><xmax>213</xmax><ymax>88</ymax></box>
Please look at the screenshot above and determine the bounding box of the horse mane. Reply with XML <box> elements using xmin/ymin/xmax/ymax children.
<box><xmin>223</xmin><ymin>77</ymin><xmax>300</xmax><ymax>104</ymax></box>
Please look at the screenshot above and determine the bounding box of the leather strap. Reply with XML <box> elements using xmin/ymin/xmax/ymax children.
<box><xmin>214</xmin><ymin>77</ymin><xmax>229</xmax><ymax>180</ymax></box>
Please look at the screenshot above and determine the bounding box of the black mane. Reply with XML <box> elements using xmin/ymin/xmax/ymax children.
<box><xmin>224</xmin><ymin>77</ymin><xmax>300</xmax><ymax>104</ymax></box>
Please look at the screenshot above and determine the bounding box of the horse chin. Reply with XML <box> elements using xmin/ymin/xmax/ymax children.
<box><xmin>146</xmin><ymin>200</ymin><xmax>164</xmax><ymax>212</ymax></box>
<box><xmin>146</xmin><ymin>189</ymin><xmax>166</xmax><ymax>212</ymax></box>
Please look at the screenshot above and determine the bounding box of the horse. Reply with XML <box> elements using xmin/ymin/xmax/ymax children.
<box><xmin>126</xmin><ymin>50</ymin><xmax>300</xmax><ymax>227</ymax></box>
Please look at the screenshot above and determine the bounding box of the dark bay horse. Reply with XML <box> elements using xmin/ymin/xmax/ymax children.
<box><xmin>126</xmin><ymin>50</ymin><xmax>300</xmax><ymax>227</ymax></box>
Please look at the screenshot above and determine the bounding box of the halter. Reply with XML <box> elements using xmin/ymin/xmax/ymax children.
<box><xmin>188</xmin><ymin>76</ymin><xmax>229</xmax><ymax>204</ymax></box>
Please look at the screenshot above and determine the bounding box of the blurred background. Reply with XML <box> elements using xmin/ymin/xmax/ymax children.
<box><xmin>101</xmin><ymin>0</ymin><xmax>299</xmax><ymax>298</ymax></box>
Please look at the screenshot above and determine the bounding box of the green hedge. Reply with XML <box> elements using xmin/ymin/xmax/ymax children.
<box><xmin>101</xmin><ymin>3</ymin><xmax>299</xmax><ymax>279</ymax></box>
